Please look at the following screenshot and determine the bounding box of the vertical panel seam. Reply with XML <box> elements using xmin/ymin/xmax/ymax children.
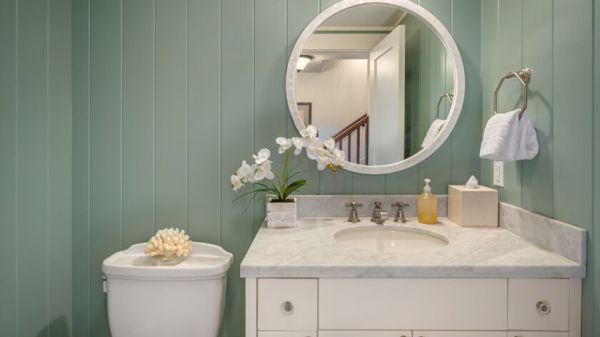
<box><xmin>218</xmin><ymin>0</ymin><xmax>223</xmax><ymax>245</ymax></box>
<box><xmin>86</xmin><ymin>0</ymin><xmax>91</xmax><ymax>333</ymax></box>
<box><xmin>252</xmin><ymin>0</ymin><xmax>256</xmax><ymax>229</ymax></box>
<box><xmin>520</xmin><ymin>0</ymin><xmax>524</xmax><ymax>205</ymax></box>
<box><xmin>592</xmin><ymin>0</ymin><xmax>597</xmax><ymax>307</ymax></box>
<box><xmin>449</xmin><ymin>0</ymin><xmax>453</xmax><ymax>183</ymax></box>
<box><xmin>186</xmin><ymin>0</ymin><xmax>189</xmax><ymax>233</ymax></box>
<box><xmin>46</xmin><ymin>0</ymin><xmax>50</xmax><ymax>333</ymax></box>
<box><xmin>551</xmin><ymin>0</ymin><xmax>555</xmax><ymax>218</ymax></box>
<box><xmin>120</xmin><ymin>0</ymin><xmax>124</xmax><ymax>249</ymax></box>
<box><xmin>253</xmin><ymin>0</ymin><xmax>257</xmax><ymax>230</ymax></box>
<box><xmin>153</xmin><ymin>0</ymin><xmax>157</xmax><ymax>233</ymax></box>
<box><xmin>14</xmin><ymin>0</ymin><xmax>19</xmax><ymax>333</ymax></box>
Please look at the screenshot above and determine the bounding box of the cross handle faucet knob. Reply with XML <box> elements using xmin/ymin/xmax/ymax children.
<box><xmin>392</xmin><ymin>202</ymin><xmax>410</xmax><ymax>223</ymax></box>
<box><xmin>345</xmin><ymin>202</ymin><xmax>362</xmax><ymax>223</ymax></box>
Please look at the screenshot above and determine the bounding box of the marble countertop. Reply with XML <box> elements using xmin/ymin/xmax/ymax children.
<box><xmin>240</xmin><ymin>217</ymin><xmax>585</xmax><ymax>279</ymax></box>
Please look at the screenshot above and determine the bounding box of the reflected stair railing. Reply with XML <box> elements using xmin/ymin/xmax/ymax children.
<box><xmin>332</xmin><ymin>114</ymin><xmax>369</xmax><ymax>165</ymax></box>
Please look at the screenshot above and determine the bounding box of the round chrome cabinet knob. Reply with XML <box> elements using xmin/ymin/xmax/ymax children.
<box><xmin>536</xmin><ymin>300</ymin><xmax>551</xmax><ymax>315</ymax></box>
<box><xmin>281</xmin><ymin>301</ymin><xmax>294</xmax><ymax>315</ymax></box>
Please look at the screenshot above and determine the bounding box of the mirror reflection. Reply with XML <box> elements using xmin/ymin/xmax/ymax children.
<box><xmin>295</xmin><ymin>4</ymin><xmax>454</xmax><ymax>166</ymax></box>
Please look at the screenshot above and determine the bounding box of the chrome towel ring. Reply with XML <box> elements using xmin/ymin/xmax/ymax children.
<box><xmin>436</xmin><ymin>92</ymin><xmax>454</xmax><ymax>119</ymax></box>
<box><xmin>493</xmin><ymin>67</ymin><xmax>531</xmax><ymax>119</ymax></box>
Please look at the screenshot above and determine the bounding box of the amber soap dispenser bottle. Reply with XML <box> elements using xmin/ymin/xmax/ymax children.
<box><xmin>418</xmin><ymin>178</ymin><xmax>438</xmax><ymax>224</ymax></box>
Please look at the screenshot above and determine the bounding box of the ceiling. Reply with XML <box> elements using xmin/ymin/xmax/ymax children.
<box><xmin>321</xmin><ymin>4</ymin><xmax>405</xmax><ymax>27</ymax></box>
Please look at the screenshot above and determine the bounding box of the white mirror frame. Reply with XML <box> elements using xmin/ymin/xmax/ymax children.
<box><xmin>286</xmin><ymin>0</ymin><xmax>465</xmax><ymax>175</ymax></box>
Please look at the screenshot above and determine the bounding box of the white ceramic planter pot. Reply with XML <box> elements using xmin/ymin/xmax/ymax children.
<box><xmin>266</xmin><ymin>197</ymin><xmax>297</xmax><ymax>228</ymax></box>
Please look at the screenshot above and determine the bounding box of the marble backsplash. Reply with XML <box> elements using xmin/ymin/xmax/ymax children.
<box><xmin>499</xmin><ymin>202</ymin><xmax>587</xmax><ymax>265</ymax></box>
<box><xmin>294</xmin><ymin>194</ymin><xmax>448</xmax><ymax>218</ymax></box>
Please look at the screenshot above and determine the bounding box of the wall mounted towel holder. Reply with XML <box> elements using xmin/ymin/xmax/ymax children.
<box><xmin>436</xmin><ymin>92</ymin><xmax>454</xmax><ymax>119</ymax></box>
<box><xmin>493</xmin><ymin>67</ymin><xmax>532</xmax><ymax>118</ymax></box>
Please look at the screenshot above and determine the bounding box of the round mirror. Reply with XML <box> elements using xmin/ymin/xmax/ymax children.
<box><xmin>287</xmin><ymin>0</ymin><xmax>464</xmax><ymax>175</ymax></box>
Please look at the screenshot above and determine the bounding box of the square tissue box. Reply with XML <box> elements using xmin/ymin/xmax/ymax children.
<box><xmin>448</xmin><ymin>185</ymin><xmax>498</xmax><ymax>227</ymax></box>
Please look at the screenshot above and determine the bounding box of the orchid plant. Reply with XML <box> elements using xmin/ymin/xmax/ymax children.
<box><xmin>231</xmin><ymin>125</ymin><xmax>345</xmax><ymax>202</ymax></box>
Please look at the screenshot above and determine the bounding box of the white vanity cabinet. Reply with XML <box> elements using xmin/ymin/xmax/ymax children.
<box><xmin>413</xmin><ymin>332</ymin><xmax>505</xmax><ymax>337</ymax></box>
<box><xmin>320</xmin><ymin>332</ymin><xmax>412</xmax><ymax>337</ymax></box>
<box><xmin>246</xmin><ymin>278</ymin><xmax>582</xmax><ymax>337</ymax></box>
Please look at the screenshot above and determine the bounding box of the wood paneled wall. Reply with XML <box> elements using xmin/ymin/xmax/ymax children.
<box><xmin>0</xmin><ymin>0</ymin><xmax>72</xmax><ymax>336</ymax></box>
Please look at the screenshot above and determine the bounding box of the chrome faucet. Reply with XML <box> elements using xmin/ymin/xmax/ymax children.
<box><xmin>345</xmin><ymin>202</ymin><xmax>362</xmax><ymax>223</ymax></box>
<box><xmin>392</xmin><ymin>202</ymin><xmax>409</xmax><ymax>223</ymax></box>
<box><xmin>371</xmin><ymin>201</ymin><xmax>388</xmax><ymax>225</ymax></box>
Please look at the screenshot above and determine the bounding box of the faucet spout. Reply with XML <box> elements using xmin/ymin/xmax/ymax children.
<box><xmin>371</xmin><ymin>201</ymin><xmax>388</xmax><ymax>225</ymax></box>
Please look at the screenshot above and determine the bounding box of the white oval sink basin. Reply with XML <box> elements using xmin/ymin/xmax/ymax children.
<box><xmin>334</xmin><ymin>226</ymin><xmax>448</xmax><ymax>253</ymax></box>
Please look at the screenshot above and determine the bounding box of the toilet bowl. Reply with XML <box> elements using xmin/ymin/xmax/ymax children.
<box><xmin>102</xmin><ymin>241</ymin><xmax>233</xmax><ymax>337</ymax></box>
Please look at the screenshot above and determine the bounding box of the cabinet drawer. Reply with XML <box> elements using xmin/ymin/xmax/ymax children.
<box><xmin>508</xmin><ymin>333</ymin><xmax>567</xmax><ymax>337</ymax></box>
<box><xmin>413</xmin><ymin>332</ymin><xmax>505</xmax><ymax>337</ymax></box>
<box><xmin>320</xmin><ymin>331</ymin><xmax>411</xmax><ymax>337</ymax></box>
<box><xmin>508</xmin><ymin>279</ymin><xmax>570</xmax><ymax>331</ymax></box>
<box><xmin>258</xmin><ymin>279</ymin><xmax>318</xmax><ymax>331</ymax></box>
<box><xmin>258</xmin><ymin>332</ymin><xmax>316</xmax><ymax>337</ymax></box>
<box><xmin>319</xmin><ymin>278</ymin><xmax>507</xmax><ymax>330</ymax></box>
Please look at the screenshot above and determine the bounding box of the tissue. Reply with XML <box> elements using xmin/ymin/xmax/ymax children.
<box><xmin>465</xmin><ymin>175</ymin><xmax>479</xmax><ymax>189</ymax></box>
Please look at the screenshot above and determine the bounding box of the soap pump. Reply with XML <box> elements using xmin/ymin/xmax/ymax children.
<box><xmin>418</xmin><ymin>178</ymin><xmax>438</xmax><ymax>224</ymax></box>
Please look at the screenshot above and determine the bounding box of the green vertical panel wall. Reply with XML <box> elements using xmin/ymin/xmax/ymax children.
<box><xmin>188</xmin><ymin>0</ymin><xmax>221</xmax><ymax>245</ymax></box>
<box><xmin>48</xmin><ymin>0</ymin><xmax>73</xmax><ymax>335</ymax></box>
<box><xmin>122</xmin><ymin>0</ymin><xmax>155</xmax><ymax>247</ymax></box>
<box><xmin>0</xmin><ymin>0</ymin><xmax>18</xmax><ymax>335</ymax></box>
<box><xmin>3</xmin><ymin>0</ymin><xmax>600</xmax><ymax>336</ymax></box>
<box><xmin>496</xmin><ymin>0</ymin><xmax>523</xmax><ymax>206</ymax></box>
<box><xmin>89</xmin><ymin>1</ymin><xmax>122</xmax><ymax>337</ymax></box>
<box><xmin>0</xmin><ymin>0</ymin><xmax>72</xmax><ymax>336</ymax></box>
<box><xmin>254</xmin><ymin>0</ymin><xmax>288</xmax><ymax>230</ymax></box>
<box><xmin>220</xmin><ymin>0</ymin><xmax>255</xmax><ymax>334</ymax></box>
<box><xmin>521</xmin><ymin>0</ymin><xmax>553</xmax><ymax>217</ymax></box>
<box><xmin>71</xmin><ymin>0</ymin><xmax>91</xmax><ymax>334</ymax></box>
<box><xmin>17</xmin><ymin>0</ymin><xmax>49</xmax><ymax>335</ymax></box>
<box><xmin>156</xmin><ymin>0</ymin><xmax>188</xmax><ymax>230</ymax></box>
<box><xmin>480</xmin><ymin>1</ymin><xmax>598</xmax><ymax>336</ymax></box>
<box><xmin>594</xmin><ymin>0</ymin><xmax>600</xmax><ymax>335</ymax></box>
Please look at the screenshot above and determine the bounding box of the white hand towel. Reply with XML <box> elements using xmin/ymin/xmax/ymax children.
<box><xmin>515</xmin><ymin>113</ymin><xmax>539</xmax><ymax>160</ymax></box>
<box><xmin>421</xmin><ymin>118</ymin><xmax>446</xmax><ymax>149</ymax></box>
<box><xmin>479</xmin><ymin>109</ymin><xmax>538</xmax><ymax>161</ymax></box>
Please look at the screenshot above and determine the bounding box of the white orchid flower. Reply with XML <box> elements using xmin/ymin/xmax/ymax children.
<box><xmin>276</xmin><ymin>137</ymin><xmax>293</xmax><ymax>154</ymax></box>
<box><xmin>254</xmin><ymin>161</ymin><xmax>275</xmax><ymax>181</ymax></box>
<box><xmin>236</xmin><ymin>160</ymin><xmax>253</xmax><ymax>181</ymax></box>
<box><xmin>323</xmin><ymin>138</ymin><xmax>335</xmax><ymax>150</ymax></box>
<box><xmin>291</xmin><ymin>137</ymin><xmax>304</xmax><ymax>155</ymax></box>
<box><xmin>230</xmin><ymin>174</ymin><xmax>244</xmax><ymax>191</ymax></box>
<box><xmin>300</xmin><ymin>125</ymin><xmax>318</xmax><ymax>140</ymax></box>
<box><xmin>305</xmin><ymin>139</ymin><xmax>323</xmax><ymax>160</ymax></box>
<box><xmin>316</xmin><ymin>157</ymin><xmax>328</xmax><ymax>171</ymax></box>
<box><xmin>253</xmin><ymin>148</ymin><xmax>271</xmax><ymax>164</ymax></box>
<box><xmin>333</xmin><ymin>148</ymin><xmax>345</xmax><ymax>165</ymax></box>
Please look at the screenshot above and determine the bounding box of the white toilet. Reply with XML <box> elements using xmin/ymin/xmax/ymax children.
<box><xmin>102</xmin><ymin>241</ymin><xmax>233</xmax><ymax>337</ymax></box>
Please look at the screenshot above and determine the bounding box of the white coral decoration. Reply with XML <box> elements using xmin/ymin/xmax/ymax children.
<box><xmin>144</xmin><ymin>228</ymin><xmax>192</xmax><ymax>259</ymax></box>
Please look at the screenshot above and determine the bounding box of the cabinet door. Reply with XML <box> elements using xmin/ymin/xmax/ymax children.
<box><xmin>320</xmin><ymin>331</ymin><xmax>411</xmax><ymax>337</ymax></box>
<box><xmin>320</xmin><ymin>278</ymin><xmax>507</xmax><ymax>330</ymax></box>
<box><xmin>258</xmin><ymin>279</ymin><xmax>318</xmax><ymax>331</ymax></box>
<box><xmin>413</xmin><ymin>332</ymin><xmax>505</xmax><ymax>337</ymax></box>
<box><xmin>508</xmin><ymin>332</ymin><xmax>567</xmax><ymax>337</ymax></box>
<box><xmin>257</xmin><ymin>332</ymin><xmax>316</xmax><ymax>337</ymax></box>
<box><xmin>508</xmin><ymin>279</ymin><xmax>570</xmax><ymax>331</ymax></box>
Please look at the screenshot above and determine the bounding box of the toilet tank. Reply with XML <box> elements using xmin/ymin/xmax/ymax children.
<box><xmin>102</xmin><ymin>242</ymin><xmax>233</xmax><ymax>337</ymax></box>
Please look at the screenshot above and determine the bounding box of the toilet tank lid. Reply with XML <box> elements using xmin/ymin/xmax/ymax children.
<box><xmin>102</xmin><ymin>242</ymin><xmax>233</xmax><ymax>280</ymax></box>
